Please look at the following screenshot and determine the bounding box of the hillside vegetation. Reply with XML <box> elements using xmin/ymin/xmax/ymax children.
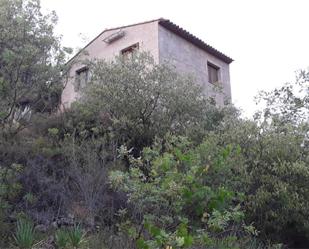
<box><xmin>1</xmin><ymin>1</ymin><xmax>309</xmax><ymax>248</ymax></box>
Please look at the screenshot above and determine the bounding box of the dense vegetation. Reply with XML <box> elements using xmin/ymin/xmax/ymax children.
<box><xmin>1</xmin><ymin>0</ymin><xmax>309</xmax><ymax>248</ymax></box>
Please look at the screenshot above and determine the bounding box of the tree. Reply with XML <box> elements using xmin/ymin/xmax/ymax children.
<box><xmin>255</xmin><ymin>69</ymin><xmax>309</xmax><ymax>126</ymax></box>
<box><xmin>73</xmin><ymin>52</ymin><xmax>232</xmax><ymax>153</ymax></box>
<box><xmin>210</xmin><ymin>72</ymin><xmax>309</xmax><ymax>246</ymax></box>
<box><xmin>215</xmin><ymin>114</ymin><xmax>309</xmax><ymax>247</ymax></box>
<box><xmin>0</xmin><ymin>0</ymin><xmax>71</xmax><ymax>136</ymax></box>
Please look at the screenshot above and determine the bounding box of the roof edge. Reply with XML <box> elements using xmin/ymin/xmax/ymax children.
<box><xmin>66</xmin><ymin>18</ymin><xmax>233</xmax><ymax>65</ymax></box>
<box><xmin>66</xmin><ymin>18</ymin><xmax>163</xmax><ymax>65</ymax></box>
<box><xmin>158</xmin><ymin>19</ymin><xmax>233</xmax><ymax>64</ymax></box>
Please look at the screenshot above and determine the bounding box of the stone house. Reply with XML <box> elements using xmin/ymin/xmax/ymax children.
<box><xmin>61</xmin><ymin>18</ymin><xmax>233</xmax><ymax>108</ymax></box>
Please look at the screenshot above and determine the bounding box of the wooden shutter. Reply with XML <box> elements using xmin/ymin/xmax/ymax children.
<box><xmin>208</xmin><ymin>63</ymin><xmax>219</xmax><ymax>83</ymax></box>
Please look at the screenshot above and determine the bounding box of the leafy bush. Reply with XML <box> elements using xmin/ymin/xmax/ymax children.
<box><xmin>110</xmin><ymin>134</ymin><xmax>256</xmax><ymax>248</ymax></box>
<box><xmin>0</xmin><ymin>0</ymin><xmax>71</xmax><ymax>137</ymax></box>
<box><xmin>0</xmin><ymin>163</ymin><xmax>24</xmax><ymax>246</ymax></box>
<box><xmin>210</xmin><ymin>104</ymin><xmax>309</xmax><ymax>247</ymax></box>
<box><xmin>1</xmin><ymin>3</ymin><xmax>308</xmax><ymax>246</ymax></box>
<box><xmin>74</xmin><ymin>52</ymin><xmax>231</xmax><ymax>153</ymax></box>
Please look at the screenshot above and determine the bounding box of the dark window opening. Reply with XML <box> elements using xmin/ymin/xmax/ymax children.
<box><xmin>208</xmin><ymin>62</ymin><xmax>219</xmax><ymax>84</ymax></box>
<box><xmin>75</xmin><ymin>67</ymin><xmax>89</xmax><ymax>90</ymax></box>
<box><xmin>121</xmin><ymin>43</ymin><xmax>139</xmax><ymax>59</ymax></box>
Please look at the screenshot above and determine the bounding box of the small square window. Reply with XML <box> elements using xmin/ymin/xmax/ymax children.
<box><xmin>75</xmin><ymin>67</ymin><xmax>89</xmax><ymax>90</ymax></box>
<box><xmin>121</xmin><ymin>43</ymin><xmax>139</xmax><ymax>59</ymax></box>
<box><xmin>207</xmin><ymin>62</ymin><xmax>219</xmax><ymax>84</ymax></box>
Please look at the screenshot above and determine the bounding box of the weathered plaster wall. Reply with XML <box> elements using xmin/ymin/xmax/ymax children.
<box><xmin>158</xmin><ymin>25</ymin><xmax>231</xmax><ymax>105</ymax></box>
<box><xmin>61</xmin><ymin>21</ymin><xmax>160</xmax><ymax>108</ymax></box>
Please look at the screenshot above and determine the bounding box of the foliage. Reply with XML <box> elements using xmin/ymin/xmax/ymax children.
<box><xmin>0</xmin><ymin>163</ymin><xmax>23</xmax><ymax>210</ymax></box>
<box><xmin>0</xmin><ymin>206</ymin><xmax>12</xmax><ymax>247</ymax></box>
<box><xmin>60</xmin><ymin>133</ymin><xmax>125</xmax><ymax>227</ymax></box>
<box><xmin>55</xmin><ymin>229</ymin><xmax>69</xmax><ymax>249</ymax></box>
<box><xmin>14</xmin><ymin>218</ymin><xmax>35</xmax><ymax>249</ymax></box>
<box><xmin>110</xmin><ymin>134</ymin><xmax>255</xmax><ymax>248</ymax></box>
<box><xmin>1</xmin><ymin>2</ymin><xmax>309</xmax><ymax>247</ymax></box>
<box><xmin>255</xmin><ymin>69</ymin><xmax>309</xmax><ymax>125</ymax></box>
<box><xmin>68</xmin><ymin>225</ymin><xmax>85</xmax><ymax>248</ymax></box>
<box><xmin>74</xmin><ymin>52</ymin><xmax>232</xmax><ymax>152</ymax></box>
<box><xmin>85</xmin><ymin>229</ymin><xmax>135</xmax><ymax>249</ymax></box>
<box><xmin>0</xmin><ymin>163</ymin><xmax>23</xmax><ymax>245</ymax></box>
<box><xmin>0</xmin><ymin>0</ymin><xmax>71</xmax><ymax>136</ymax></box>
<box><xmin>213</xmin><ymin>84</ymin><xmax>309</xmax><ymax>247</ymax></box>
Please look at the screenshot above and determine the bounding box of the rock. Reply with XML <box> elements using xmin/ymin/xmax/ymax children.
<box><xmin>51</xmin><ymin>216</ymin><xmax>74</xmax><ymax>228</ymax></box>
<box><xmin>51</xmin><ymin>221</ymin><xmax>58</xmax><ymax>229</ymax></box>
<box><xmin>35</xmin><ymin>224</ymin><xmax>48</xmax><ymax>233</ymax></box>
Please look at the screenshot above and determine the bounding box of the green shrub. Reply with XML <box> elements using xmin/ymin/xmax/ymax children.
<box><xmin>14</xmin><ymin>218</ymin><xmax>35</xmax><ymax>249</ymax></box>
<box><xmin>74</xmin><ymin>52</ymin><xmax>230</xmax><ymax>152</ymax></box>
<box><xmin>68</xmin><ymin>225</ymin><xmax>85</xmax><ymax>248</ymax></box>
<box><xmin>55</xmin><ymin>228</ymin><xmax>69</xmax><ymax>249</ymax></box>
<box><xmin>208</xmin><ymin>109</ymin><xmax>309</xmax><ymax>246</ymax></box>
<box><xmin>110</xmin><ymin>134</ymin><xmax>256</xmax><ymax>248</ymax></box>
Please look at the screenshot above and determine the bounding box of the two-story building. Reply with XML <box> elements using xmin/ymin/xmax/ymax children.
<box><xmin>61</xmin><ymin>18</ymin><xmax>233</xmax><ymax>108</ymax></box>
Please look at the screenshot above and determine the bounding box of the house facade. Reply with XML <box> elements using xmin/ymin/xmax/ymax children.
<box><xmin>61</xmin><ymin>19</ymin><xmax>233</xmax><ymax>109</ymax></box>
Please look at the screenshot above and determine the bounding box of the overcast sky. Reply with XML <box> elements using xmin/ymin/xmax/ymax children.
<box><xmin>41</xmin><ymin>0</ymin><xmax>309</xmax><ymax>117</ymax></box>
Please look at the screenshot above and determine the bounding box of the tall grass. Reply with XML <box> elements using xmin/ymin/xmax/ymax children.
<box><xmin>14</xmin><ymin>218</ymin><xmax>35</xmax><ymax>249</ymax></box>
<box><xmin>68</xmin><ymin>224</ymin><xmax>85</xmax><ymax>248</ymax></box>
<box><xmin>55</xmin><ymin>228</ymin><xmax>69</xmax><ymax>249</ymax></box>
